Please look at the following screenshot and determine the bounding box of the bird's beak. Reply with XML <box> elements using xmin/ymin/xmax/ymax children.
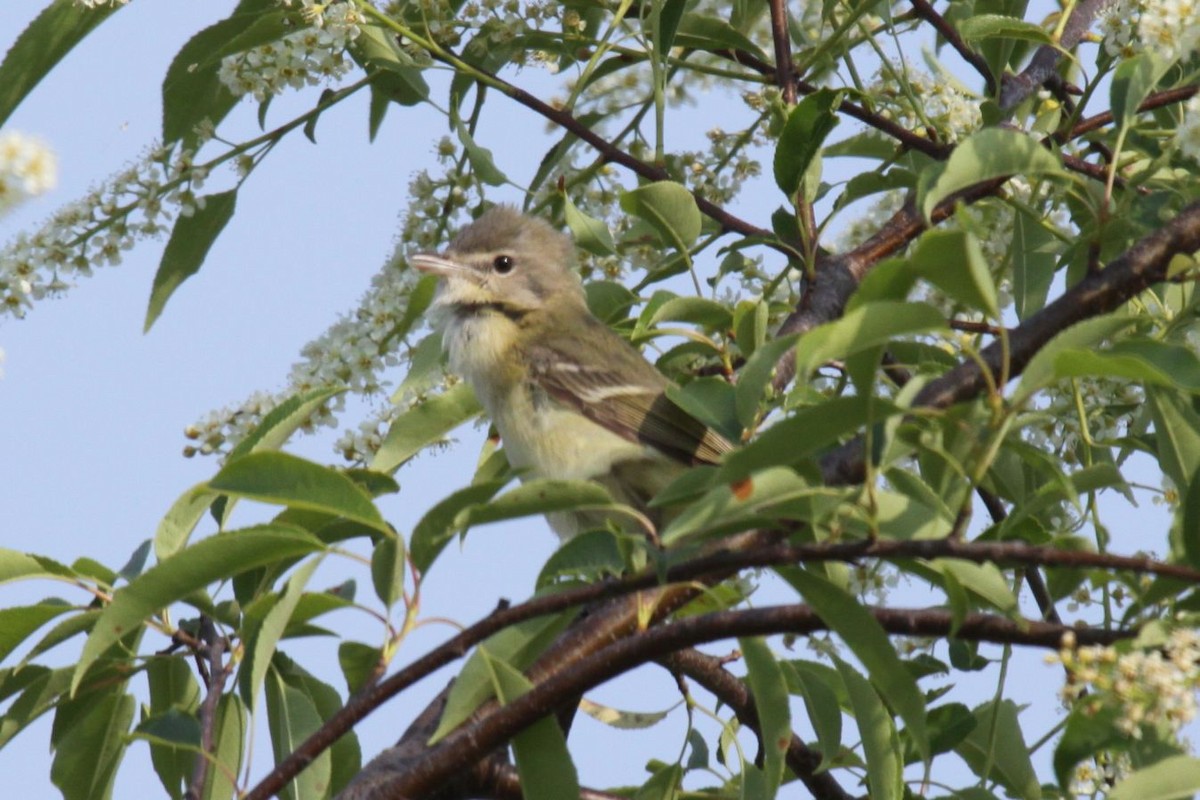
<box><xmin>410</xmin><ymin>253</ymin><xmax>470</xmax><ymax>280</ymax></box>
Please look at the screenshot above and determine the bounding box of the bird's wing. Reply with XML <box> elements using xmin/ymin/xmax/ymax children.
<box><xmin>527</xmin><ymin>331</ymin><xmax>733</xmax><ymax>466</ymax></box>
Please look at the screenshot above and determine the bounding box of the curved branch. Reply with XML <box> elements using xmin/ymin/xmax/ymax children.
<box><xmin>353</xmin><ymin>605</ymin><xmax>1130</xmax><ymax>799</ymax></box>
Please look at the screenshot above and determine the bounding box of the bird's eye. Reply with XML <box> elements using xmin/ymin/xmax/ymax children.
<box><xmin>493</xmin><ymin>255</ymin><xmax>514</xmax><ymax>274</ymax></box>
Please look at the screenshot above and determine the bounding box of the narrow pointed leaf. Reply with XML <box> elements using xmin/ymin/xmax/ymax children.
<box><xmin>146</xmin><ymin>190</ymin><xmax>238</xmax><ymax>331</ymax></box>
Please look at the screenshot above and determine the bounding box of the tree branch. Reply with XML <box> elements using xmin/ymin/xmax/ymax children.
<box><xmin>768</xmin><ymin>0</ymin><xmax>797</xmax><ymax>105</ymax></box>
<box><xmin>819</xmin><ymin>200</ymin><xmax>1200</xmax><ymax>485</ymax></box>
<box><xmin>347</xmin><ymin>605</ymin><xmax>1130</xmax><ymax>799</ymax></box>
<box><xmin>909</xmin><ymin>0</ymin><xmax>996</xmax><ymax>95</ymax></box>
<box><xmin>185</xmin><ymin>617</ymin><xmax>229</xmax><ymax>800</ymax></box>
<box><xmin>998</xmin><ymin>0</ymin><xmax>1106</xmax><ymax>112</ymax></box>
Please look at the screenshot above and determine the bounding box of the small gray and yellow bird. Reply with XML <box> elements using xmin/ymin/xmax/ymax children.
<box><xmin>411</xmin><ymin>205</ymin><xmax>731</xmax><ymax>539</ymax></box>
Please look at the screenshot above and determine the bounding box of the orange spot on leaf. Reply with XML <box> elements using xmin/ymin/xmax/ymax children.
<box><xmin>731</xmin><ymin>477</ymin><xmax>753</xmax><ymax>500</ymax></box>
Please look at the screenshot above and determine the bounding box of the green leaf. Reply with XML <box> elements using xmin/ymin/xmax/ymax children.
<box><xmin>536</xmin><ymin>529</ymin><xmax>625</xmax><ymax>588</ymax></box>
<box><xmin>0</xmin><ymin>604</ymin><xmax>73</xmax><ymax>663</ymax></box>
<box><xmin>907</xmin><ymin>230</ymin><xmax>1000</xmax><ymax>319</ymax></box>
<box><xmin>481</xmin><ymin>649</ymin><xmax>581</xmax><ymax>800</ymax></box>
<box><xmin>372</xmin><ymin>383</ymin><xmax>482</xmax><ymax>473</ymax></box>
<box><xmin>239</xmin><ymin>558</ymin><xmax>322</xmax><ymax>708</ymax></box>
<box><xmin>955</xmin><ymin>14</ymin><xmax>1055</xmax><ymax>45</ymax></box>
<box><xmin>144</xmin><ymin>658</ymin><xmax>201</xmax><ymax>799</ymax></box>
<box><xmin>51</xmin><ymin>691</ymin><xmax>135</xmax><ymax>800</ymax></box>
<box><xmin>782</xmin><ymin>569</ymin><xmax>929</xmax><ymax>761</ymax></box>
<box><xmin>563</xmin><ymin>196</ymin><xmax>616</xmax><ymax>256</ymax></box>
<box><xmin>0</xmin><ymin>0</ymin><xmax>121</xmax><ymax>127</ymax></box>
<box><xmin>161</xmin><ymin>0</ymin><xmax>289</xmax><ymax>147</ymax></box>
<box><xmin>461</xmin><ymin>479</ymin><xmax>616</xmax><ymax>528</ymax></box>
<box><xmin>785</xmin><ymin>661</ymin><xmax>842</xmax><ymax>771</ymax></box>
<box><xmin>74</xmin><ymin>525</ymin><xmax>323</xmax><ymax>693</ymax></box>
<box><xmin>350</xmin><ymin>22</ymin><xmax>429</xmax><ymax>124</ymax></box>
<box><xmin>338</xmin><ymin>642</ymin><xmax>383</xmax><ymax>694</ymax></box>
<box><xmin>673</xmin><ymin>13</ymin><xmax>769</xmax><ymax>60</ymax></box>
<box><xmin>835</xmin><ymin>658</ymin><xmax>903</xmax><ymax>800</ymax></box>
<box><xmin>734</xmin><ymin>335</ymin><xmax>799</xmax><ymax>429</ymax></box>
<box><xmin>1111</xmin><ymin>53</ymin><xmax>1173</xmax><ymax>133</ymax></box>
<box><xmin>228</xmin><ymin>385</ymin><xmax>349</xmax><ymax>461</ymax></box>
<box><xmin>794</xmin><ymin>301</ymin><xmax>945</xmax><ymax>380</ymax></box>
<box><xmin>1110</xmin><ymin>755</ymin><xmax>1200</xmax><ymax>799</ymax></box>
<box><xmin>431</xmin><ymin>611</ymin><xmax>574</xmax><ymax>742</ymax></box>
<box><xmin>155</xmin><ymin>484</ymin><xmax>221</xmax><ymax>560</ymax></box>
<box><xmin>265</xmin><ymin>675</ymin><xmax>330</xmax><ymax>800</ymax></box>
<box><xmin>619</xmin><ymin>181</ymin><xmax>702</xmax><ymax>250</ymax></box>
<box><xmin>956</xmin><ymin>700</ymin><xmax>1040</xmax><ymax>800</ymax></box>
<box><xmin>644</xmin><ymin>294</ymin><xmax>733</xmax><ymax>331</ymax></box>
<box><xmin>1148</xmin><ymin>387</ymin><xmax>1200</xmax><ymax>491</ymax></box>
<box><xmin>210</xmin><ymin>451</ymin><xmax>389</xmax><ymax>535</ymax></box>
<box><xmin>370</xmin><ymin>537</ymin><xmax>406</xmax><ymax>610</ymax></box>
<box><xmin>1012</xmin><ymin>209</ymin><xmax>1059</xmax><ymax>320</ymax></box>
<box><xmin>409</xmin><ymin>479</ymin><xmax>508</xmax><ymax>574</ymax></box>
<box><xmin>636</xmin><ymin>763</ymin><xmax>683</xmax><ymax>800</ymax></box>
<box><xmin>456</xmin><ymin>119</ymin><xmax>506</xmax><ymax>186</ymax></box>
<box><xmin>919</xmin><ymin>128</ymin><xmax>1065</xmax><ymax>220</ymax></box>
<box><xmin>931</xmin><ymin>559</ymin><xmax>1017</xmax><ymax>613</ymax></box>
<box><xmin>741</xmin><ymin>637</ymin><xmax>790</xmax><ymax>796</ymax></box>
<box><xmin>578</xmin><ymin>697</ymin><xmax>670</xmax><ymax>729</ymax></box>
<box><xmin>1015</xmin><ymin>314</ymin><xmax>1134</xmax><ymax>401</ymax></box>
<box><xmin>773</xmin><ymin>89</ymin><xmax>842</xmax><ymax>197</ymax></box>
<box><xmin>145</xmin><ymin>189</ymin><xmax>238</xmax><ymax>331</ymax></box>
<box><xmin>1184</xmin><ymin>465</ymin><xmax>1200</xmax><ymax>569</ymax></box>
<box><xmin>1051</xmin><ymin>340</ymin><xmax>1200</xmax><ymax>392</ymax></box>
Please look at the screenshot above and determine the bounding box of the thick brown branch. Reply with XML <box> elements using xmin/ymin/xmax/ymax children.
<box><xmin>251</xmin><ymin>531</ymin><xmax>1198</xmax><ymax>800</ymax></box>
<box><xmin>358</xmin><ymin>605</ymin><xmax>1130</xmax><ymax>799</ymax></box>
<box><xmin>819</xmin><ymin>200</ymin><xmax>1200</xmax><ymax>484</ymax></box>
<box><xmin>998</xmin><ymin>0</ymin><xmax>1106</xmax><ymax>112</ymax></box>
<box><xmin>662</xmin><ymin>649</ymin><xmax>854</xmax><ymax>800</ymax></box>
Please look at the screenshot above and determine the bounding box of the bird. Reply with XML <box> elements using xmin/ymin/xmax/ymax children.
<box><xmin>410</xmin><ymin>205</ymin><xmax>732</xmax><ymax>539</ymax></box>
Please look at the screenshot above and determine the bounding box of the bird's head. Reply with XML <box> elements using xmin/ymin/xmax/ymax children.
<box><xmin>410</xmin><ymin>205</ymin><xmax>585</xmax><ymax>319</ymax></box>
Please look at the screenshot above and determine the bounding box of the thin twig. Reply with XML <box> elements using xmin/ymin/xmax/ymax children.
<box><xmin>184</xmin><ymin>617</ymin><xmax>228</xmax><ymax>800</ymax></box>
<box><xmin>768</xmin><ymin>0</ymin><xmax>797</xmax><ymax>105</ymax></box>
<box><xmin>908</xmin><ymin>0</ymin><xmax>996</xmax><ymax>94</ymax></box>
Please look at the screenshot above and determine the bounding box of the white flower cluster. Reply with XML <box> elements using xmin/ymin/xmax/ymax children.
<box><xmin>217</xmin><ymin>1</ymin><xmax>365</xmax><ymax>103</ymax></box>
<box><xmin>676</xmin><ymin>127</ymin><xmax>763</xmax><ymax>206</ymax></box>
<box><xmin>1178</xmin><ymin>94</ymin><xmax>1200</xmax><ymax>165</ymax></box>
<box><xmin>1100</xmin><ymin>0</ymin><xmax>1200</xmax><ymax>62</ymax></box>
<box><xmin>72</xmin><ymin>0</ymin><xmax>130</xmax><ymax>7</ymax></box>
<box><xmin>869</xmin><ymin>66</ymin><xmax>981</xmax><ymax>144</ymax></box>
<box><xmin>1048</xmin><ymin>627</ymin><xmax>1200</xmax><ymax>739</ymax></box>
<box><xmin>0</xmin><ymin>141</ymin><xmax>206</xmax><ymax>319</ymax></box>
<box><xmin>0</xmin><ymin>130</ymin><xmax>57</xmax><ymax>219</ymax></box>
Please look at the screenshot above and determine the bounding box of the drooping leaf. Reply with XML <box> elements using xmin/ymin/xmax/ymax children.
<box><xmin>835</xmin><ymin>658</ymin><xmax>903</xmax><ymax>800</ymax></box>
<box><xmin>0</xmin><ymin>0</ymin><xmax>122</xmax><ymax>127</ymax></box>
<box><xmin>161</xmin><ymin>0</ymin><xmax>289</xmax><ymax>147</ymax></box>
<box><xmin>239</xmin><ymin>557</ymin><xmax>322</xmax><ymax>708</ymax></box>
<box><xmin>145</xmin><ymin>189</ymin><xmax>238</xmax><ymax>331</ymax></box>
<box><xmin>481</xmin><ymin>649</ymin><xmax>581</xmax><ymax>800</ymax></box>
<box><xmin>907</xmin><ymin>229</ymin><xmax>1000</xmax><ymax>319</ymax></box>
<box><xmin>50</xmin><ymin>690</ymin><xmax>135</xmax><ymax>800</ymax></box>
<box><xmin>774</xmin><ymin>89</ymin><xmax>842</xmax><ymax>197</ymax></box>
<box><xmin>741</xmin><ymin>637</ymin><xmax>790</xmax><ymax>796</ymax></box>
<box><xmin>794</xmin><ymin>301</ymin><xmax>945</xmax><ymax>380</ymax></box>
<box><xmin>264</xmin><ymin>675</ymin><xmax>330</xmax><ymax>800</ymax></box>
<box><xmin>956</xmin><ymin>700</ymin><xmax>1040</xmax><ymax>800</ymax></box>
<box><xmin>782</xmin><ymin>569</ymin><xmax>929</xmax><ymax>761</ymax></box>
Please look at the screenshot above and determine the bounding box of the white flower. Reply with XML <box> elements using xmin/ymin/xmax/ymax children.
<box><xmin>0</xmin><ymin>130</ymin><xmax>57</xmax><ymax>217</ymax></box>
